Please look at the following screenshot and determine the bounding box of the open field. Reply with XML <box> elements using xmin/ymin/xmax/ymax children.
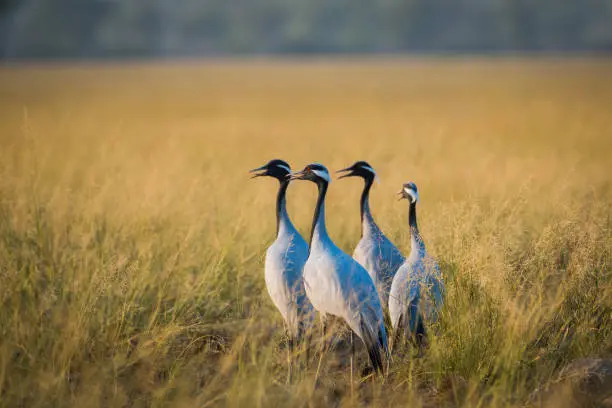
<box><xmin>0</xmin><ymin>58</ymin><xmax>611</xmax><ymax>407</ymax></box>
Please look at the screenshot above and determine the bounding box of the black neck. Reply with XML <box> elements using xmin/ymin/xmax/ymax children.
<box><xmin>408</xmin><ymin>200</ymin><xmax>427</xmax><ymax>257</ymax></box>
<box><xmin>275</xmin><ymin>180</ymin><xmax>289</xmax><ymax>235</ymax></box>
<box><xmin>408</xmin><ymin>201</ymin><xmax>419</xmax><ymax>233</ymax></box>
<box><xmin>309</xmin><ymin>181</ymin><xmax>328</xmax><ymax>249</ymax></box>
<box><xmin>360</xmin><ymin>176</ymin><xmax>374</xmax><ymax>236</ymax></box>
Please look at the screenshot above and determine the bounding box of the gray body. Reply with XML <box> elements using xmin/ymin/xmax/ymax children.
<box><xmin>292</xmin><ymin>164</ymin><xmax>389</xmax><ymax>372</ymax></box>
<box><xmin>389</xmin><ymin>185</ymin><xmax>445</xmax><ymax>341</ymax></box>
<box><xmin>336</xmin><ymin>162</ymin><xmax>404</xmax><ymax>308</ymax></box>
<box><xmin>388</xmin><ymin>232</ymin><xmax>444</xmax><ymax>334</ymax></box>
<box><xmin>304</xmin><ymin>201</ymin><xmax>388</xmax><ymax>352</ymax></box>
<box><xmin>251</xmin><ymin>160</ymin><xmax>315</xmax><ymax>340</ymax></box>
<box><xmin>354</xmin><ymin>211</ymin><xmax>405</xmax><ymax>308</ymax></box>
<box><xmin>265</xmin><ymin>215</ymin><xmax>313</xmax><ymax>338</ymax></box>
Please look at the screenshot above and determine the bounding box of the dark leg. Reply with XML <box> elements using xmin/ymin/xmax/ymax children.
<box><xmin>413</xmin><ymin>315</ymin><xmax>428</xmax><ymax>357</ymax></box>
<box><xmin>305</xmin><ymin>332</ymin><xmax>312</xmax><ymax>367</ymax></box>
<box><xmin>313</xmin><ymin>315</ymin><xmax>328</xmax><ymax>390</ymax></box>
<box><xmin>287</xmin><ymin>336</ymin><xmax>294</xmax><ymax>384</ymax></box>
<box><xmin>350</xmin><ymin>330</ymin><xmax>355</xmax><ymax>395</ymax></box>
<box><xmin>320</xmin><ymin>314</ymin><xmax>328</xmax><ymax>353</ymax></box>
<box><xmin>391</xmin><ymin>314</ymin><xmax>403</xmax><ymax>354</ymax></box>
<box><xmin>351</xmin><ymin>330</ymin><xmax>355</xmax><ymax>364</ymax></box>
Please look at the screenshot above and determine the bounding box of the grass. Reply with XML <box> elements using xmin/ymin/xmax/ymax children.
<box><xmin>0</xmin><ymin>58</ymin><xmax>611</xmax><ymax>407</ymax></box>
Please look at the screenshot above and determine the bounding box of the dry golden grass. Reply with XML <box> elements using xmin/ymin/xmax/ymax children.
<box><xmin>0</xmin><ymin>58</ymin><xmax>611</xmax><ymax>407</ymax></box>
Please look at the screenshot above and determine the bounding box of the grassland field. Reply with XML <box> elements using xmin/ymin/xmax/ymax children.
<box><xmin>0</xmin><ymin>58</ymin><xmax>611</xmax><ymax>407</ymax></box>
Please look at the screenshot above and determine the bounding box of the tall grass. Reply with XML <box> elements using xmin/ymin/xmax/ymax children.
<box><xmin>0</xmin><ymin>59</ymin><xmax>610</xmax><ymax>407</ymax></box>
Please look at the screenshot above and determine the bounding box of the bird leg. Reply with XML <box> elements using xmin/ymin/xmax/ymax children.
<box><xmin>390</xmin><ymin>314</ymin><xmax>403</xmax><ymax>355</ymax></box>
<box><xmin>350</xmin><ymin>330</ymin><xmax>355</xmax><ymax>398</ymax></box>
<box><xmin>305</xmin><ymin>331</ymin><xmax>312</xmax><ymax>368</ymax></box>
<box><xmin>320</xmin><ymin>314</ymin><xmax>329</xmax><ymax>354</ymax></box>
<box><xmin>313</xmin><ymin>315</ymin><xmax>328</xmax><ymax>389</ymax></box>
<box><xmin>287</xmin><ymin>335</ymin><xmax>294</xmax><ymax>384</ymax></box>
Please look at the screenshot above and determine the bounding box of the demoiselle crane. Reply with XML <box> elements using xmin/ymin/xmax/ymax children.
<box><xmin>336</xmin><ymin>161</ymin><xmax>405</xmax><ymax>308</ymax></box>
<box><xmin>250</xmin><ymin>159</ymin><xmax>313</xmax><ymax>377</ymax></box>
<box><xmin>388</xmin><ymin>182</ymin><xmax>445</xmax><ymax>349</ymax></box>
<box><xmin>289</xmin><ymin>163</ymin><xmax>389</xmax><ymax>374</ymax></box>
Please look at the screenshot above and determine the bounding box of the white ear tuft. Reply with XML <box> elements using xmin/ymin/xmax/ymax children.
<box><xmin>312</xmin><ymin>169</ymin><xmax>331</xmax><ymax>183</ymax></box>
<box><xmin>277</xmin><ymin>164</ymin><xmax>291</xmax><ymax>173</ymax></box>
<box><xmin>404</xmin><ymin>187</ymin><xmax>418</xmax><ymax>203</ymax></box>
<box><xmin>362</xmin><ymin>164</ymin><xmax>378</xmax><ymax>180</ymax></box>
<box><xmin>361</xmin><ymin>164</ymin><xmax>379</xmax><ymax>184</ymax></box>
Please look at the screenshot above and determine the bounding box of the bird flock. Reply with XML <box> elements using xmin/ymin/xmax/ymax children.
<box><xmin>250</xmin><ymin>160</ymin><xmax>445</xmax><ymax>376</ymax></box>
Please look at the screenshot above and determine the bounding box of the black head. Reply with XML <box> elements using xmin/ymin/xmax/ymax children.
<box><xmin>397</xmin><ymin>181</ymin><xmax>419</xmax><ymax>203</ymax></box>
<box><xmin>288</xmin><ymin>163</ymin><xmax>331</xmax><ymax>184</ymax></box>
<box><xmin>336</xmin><ymin>161</ymin><xmax>378</xmax><ymax>181</ymax></box>
<box><xmin>249</xmin><ymin>159</ymin><xmax>292</xmax><ymax>181</ymax></box>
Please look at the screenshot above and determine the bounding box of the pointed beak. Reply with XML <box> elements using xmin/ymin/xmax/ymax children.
<box><xmin>249</xmin><ymin>165</ymin><xmax>268</xmax><ymax>179</ymax></box>
<box><xmin>287</xmin><ymin>170</ymin><xmax>307</xmax><ymax>181</ymax></box>
<box><xmin>396</xmin><ymin>190</ymin><xmax>405</xmax><ymax>201</ymax></box>
<box><xmin>335</xmin><ymin>167</ymin><xmax>354</xmax><ymax>179</ymax></box>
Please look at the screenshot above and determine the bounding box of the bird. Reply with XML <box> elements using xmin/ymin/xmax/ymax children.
<box><xmin>250</xmin><ymin>159</ymin><xmax>314</xmax><ymax>376</ymax></box>
<box><xmin>289</xmin><ymin>163</ymin><xmax>389</xmax><ymax>374</ymax></box>
<box><xmin>336</xmin><ymin>161</ymin><xmax>405</xmax><ymax>308</ymax></box>
<box><xmin>389</xmin><ymin>182</ymin><xmax>445</xmax><ymax>349</ymax></box>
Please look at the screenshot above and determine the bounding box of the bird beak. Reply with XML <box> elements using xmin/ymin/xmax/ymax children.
<box><xmin>335</xmin><ymin>166</ymin><xmax>354</xmax><ymax>179</ymax></box>
<box><xmin>396</xmin><ymin>190</ymin><xmax>405</xmax><ymax>201</ymax></box>
<box><xmin>249</xmin><ymin>165</ymin><xmax>268</xmax><ymax>179</ymax></box>
<box><xmin>288</xmin><ymin>170</ymin><xmax>307</xmax><ymax>181</ymax></box>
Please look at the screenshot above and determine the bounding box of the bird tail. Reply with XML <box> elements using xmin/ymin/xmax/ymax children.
<box><xmin>360</xmin><ymin>316</ymin><xmax>386</xmax><ymax>374</ymax></box>
<box><xmin>296</xmin><ymin>320</ymin><xmax>306</xmax><ymax>343</ymax></box>
<box><xmin>393</xmin><ymin>293</ymin><xmax>427</xmax><ymax>350</ymax></box>
<box><xmin>391</xmin><ymin>313</ymin><xmax>403</xmax><ymax>353</ymax></box>
<box><xmin>408</xmin><ymin>295</ymin><xmax>427</xmax><ymax>347</ymax></box>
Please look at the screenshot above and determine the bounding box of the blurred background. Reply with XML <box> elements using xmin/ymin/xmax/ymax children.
<box><xmin>1</xmin><ymin>0</ymin><xmax>612</xmax><ymax>59</ymax></box>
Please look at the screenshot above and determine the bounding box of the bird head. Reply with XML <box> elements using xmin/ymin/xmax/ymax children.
<box><xmin>336</xmin><ymin>160</ymin><xmax>378</xmax><ymax>182</ymax></box>
<box><xmin>288</xmin><ymin>163</ymin><xmax>331</xmax><ymax>184</ymax></box>
<box><xmin>249</xmin><ymin>159</ymin><xmax>292</xmax><ymax>181</ymax></box>
<box><xmin>397</xmin><ymin>181</ymin><xmax>419</xmax><ymax>203</ymax></box>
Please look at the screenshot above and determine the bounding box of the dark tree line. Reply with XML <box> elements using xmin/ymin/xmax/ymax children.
<box><xmin>1</xmin><ymin>0</ymin><xmax>611</xmax><ymax>59</ymax></box>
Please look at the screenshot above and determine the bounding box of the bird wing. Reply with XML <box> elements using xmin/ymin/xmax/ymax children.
<box><xmin>354</xmin><ymin>233</ymin><xmax>405</xmax><ymax>305</ymax></box>
<box><xmin>375</xmin><ymin>234</ymin><xmax>406</xmax><ymax>291</ymax></box>
<box><xmin>308</xmin><ymin>241</ymin><xmax>389</xmax><ymax>369</ymax></box>
<box><xmin>340</xmin><ymin>253</ymin><xmax>387</xmax><ymax>346</ymax></box>
<box><xmin>422</xmin><ymin>256</ymin><xmax>445</xmax><ymax>320</ymax></box>
<box><xmin>400</xmin><ymin>255</ymin><xmax>444</xmax><ymax>323</ymax></box>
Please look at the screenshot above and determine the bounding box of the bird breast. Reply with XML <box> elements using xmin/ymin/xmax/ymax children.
<box><xmin>265</xmin><ymin>236</ymin><xmax>308</xmax><ymax>314</ymax></box>
<box><xmin>302</xmin><ymin>250</ymin><xmax>345</xmax><ymax>317</ymax></box>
